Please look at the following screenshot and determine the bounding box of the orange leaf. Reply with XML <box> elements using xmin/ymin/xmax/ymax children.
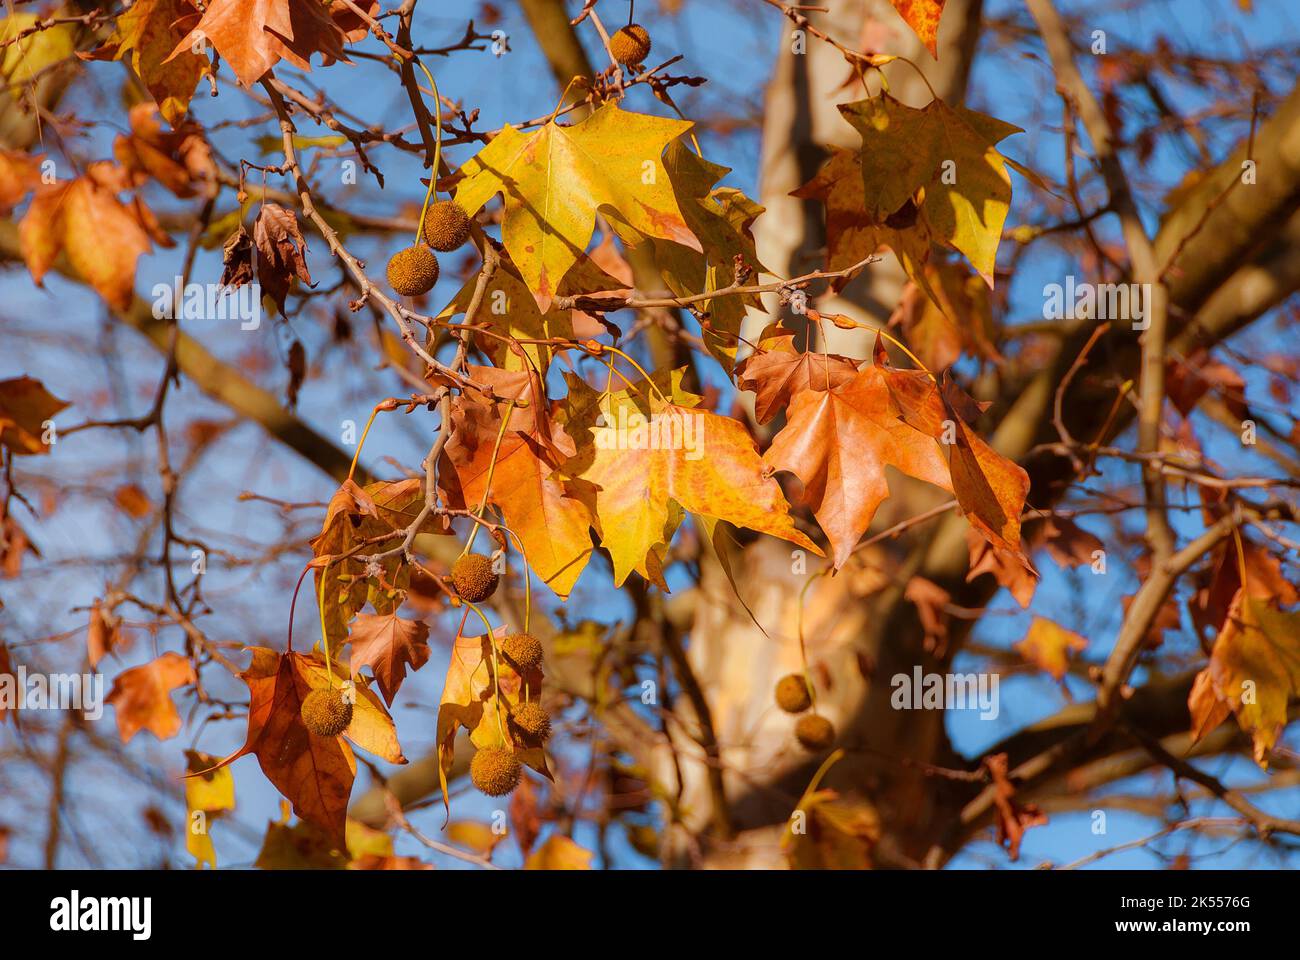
<box><xmin>764</xmin><ymin>366</ymin><xmax>951</xmax><ymax>568</ymax></box>
<box><xmin>106</xmin><ymin>652</ymin><xmax>196</xmax><ymax>743</ymax></box>
<box><xmin>524</xmin><ymin>833</ymin><xmax>593</xmax><ymax>870</ymax></box>
<box><xmin>734</xmin><ymin>325</ymin><xmax>859</xmax><ymax>425</ymax></box>
<box><xmin>347</xmin><ymin>612</ymin><xmax>430</xmax><ymax>707</ymax></box>
<box><xmin>887</xmin><ymin>0</ymin><xmax>947</xmax><ymax>58</ymax></box>
<box><xmin>209</xmin><ymin>648</ymin><xmax>357</xmax><ymax>847</ymax></box>
<box><xmin>19</xmin><ymin>172</ymin><xmax>153</xmax><ymax>310</ymax></box>
<box><xmin>1015</xmin><ymin>617</ymin><xmax>1087</xmax><ymax>681</ymax></box>
<box><xmin>0</xmin><ymin>375</ymin><xmax>68</xmax><ymax>455</ymax></box>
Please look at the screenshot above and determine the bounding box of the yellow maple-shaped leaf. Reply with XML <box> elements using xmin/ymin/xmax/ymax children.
<box><xmin>81</xmin><ymin>0</ymin><xmax>207</xmax><ymax>127</ymax></box>
<box><xmin>1195</xmin><ymin>594</ymin><xmax>1300</xmax><ymax>767</ymax></box>
<box><xmin>835</xmin><ymin>93</ymin><xmax>1028</xmax><ymax>285</ymax></box>
<box><xmin>436</xmin><ymin>626</ymin><xmax>551</xmax><ymax>819</ymax></box>
<box><xmin>1014</xmin><ymin>617</ymin><xmax>1087</xmax><ymax>681</ymax></box>
<box><xmin>454</xmin><ymin>103</ymin><xmax>701</xmax><ymax>309</ymax></box>
<box><xmin>564</xmin><ymin>370</ymin><xmax>822</xmax><ymax>588</ymax></box>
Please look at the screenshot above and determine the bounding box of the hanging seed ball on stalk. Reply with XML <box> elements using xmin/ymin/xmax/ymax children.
<box><xmin>794</xmin><ymin>714</ymin><xmax>836</xmax><ymax>752</ymax></box>
<box><xmin>300</xmin><ymin>688</ymin><xmax>353</xmax><ymax>738</ymax></box>
<box><xmin>502</xmin><ymin>632</ymin><xmax>544</xmax><ymax>672</ymax></box>
<box><xmin>451</xmin><ymin>552</ymin><xmax>498</xmax><ymax>603</ymax></box>
<box><xmin>421</xmin><ymin>200</ymin><xmax>472</xmax><ymax>252</ymax></box>
<box><xmin>774</xmin><ymin>674</ymin><xmax>812</xmax><ymax>714</ymax></box>
<box><xmin>511</xmin><ymin>701</ymin><xmax>553</xmax><ymax>744</ymax></box>
<box><xmin>386</xmin><ymin>244</ymin><xmax>439</xmax><ymax>296</ymax></box>
<box><xmin>470</xmin><ymin>746</ymin><xmax>522</xmax><ymax>797</ymax></box>
<box><xmin>609</xmin><ymin>24</ymin><xmax>651</xmax><ymax>66</ymax></box>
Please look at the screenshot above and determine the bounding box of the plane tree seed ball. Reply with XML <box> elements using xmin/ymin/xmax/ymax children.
<box><xmin>386</xmin><ymin>245</ymin><xmax>439</xmax><ymax>296</ymax></box>
<box><xmin>609</xmin><ymin>24</ymin><xmax>651</xmax><ymax>66</ymax></box>
<box><xmin>422</xmin><ymin>200</ymin><xmax>472</xmax><ymax>252</ymax></box>
<box><xmin>300</xmin><ymin>688</ymin><xmax>353</xmax><ymax>737</ymax></box>
<box><xmin>775</xmin><ymin>674</ymin><xmax>812</xmax><ymax>714</ymax></box>
<box><xmin>794</xmin><ymin>714</ymin><xmax>836</xmax><ymax>751</ymax></box>
<box><xmin>511</xmin><ymin>701</ymin><xmax>553</xmax><ymax>744</ymax></box>
<box><xmin>451</xmin><ymin>553</ymin><xmax>498</xmax><ymax>603</ymax></box>
<box><xmin>502</xmin><ymin>632</ymin><xmax>544</xmax><ymax>672</ymax></box>
<box><xmin>470</xmin><ymin>746</ymin><xmax>522</xmax><ymax>797</ymax></box>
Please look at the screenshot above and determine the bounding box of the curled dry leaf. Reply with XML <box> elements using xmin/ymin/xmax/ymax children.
<box><xmin>252</xmin><ymin>202</ymin><xmax>313</xmax><ymax>316</ymax></box>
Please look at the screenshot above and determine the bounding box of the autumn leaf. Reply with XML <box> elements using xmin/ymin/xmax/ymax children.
<box><xmin>792</xmin><ymin>146</ymin><xmax>934</xmax><ymax>291</ymax></box>
<box><xmin>169</xmin><ymin>0</ymin><xmax>351</xmax><ymax>88</ymax></box>
<box><xmin>82</xmin><ymin>0</ymin><xmax>207</xmax><ymax>126</ymax></box>
<box><xmin>1190</xmin><ymin>593</ymin><xmax>1300</xmax><ymax>767</ymax></box>
<box><xmin>828</xmin><ymin>93</ymin><xmax>1032</xmax><ymax>285</ymax></box>
<box><xmin>184</xmin><ymin>750</ymin><xmax>234</xmax><ymax>869</ymax></box>
<box><xmin>19</xmin><ymin>166</ymin><xmax>155</xmax><ymax>310</ymax></box>
<box><xmin>310</xmin><ymin>477</ymin><xmax>448</xmax><ymax>646</ymax></box>
<box><xmin>966</xmin><ymin>528</ymin><xmax>1036</xmax><ymax>608</ymax></box>
<box><xmin>888</xmin><ymin>259</ymin><xmax>1000</xmax><ymax>371</ymax></box>
<box><xmin>0</xmin><ymin>149</ymin><xmax>43</xmax><ymax>216</ymax></box>
<box><xmin>435</xmin><ymin>254</ymin><xmax>624</xmax><ymax>374</ymax></box>
<box><xmin>734</xmin><ymin>325</ymin><xmax>859</xmax><ymax>425</ymax></box>
<box><xmin>985</xmin><ymin>752</ymin><xmax>1047</xmax><ymax>861</ymax></box>
<box><xmin>347</xmin><ymin>612</ymin><xmax>430</xmax><ymax>707</ymax></box>
<box><xmin>440</xmin><ymin>365</ymin><xmax>595</xmax><ymax>598</ymax></box>
<box><xmin>1015</xmin><ymin>617</ymin><xmax>1087</xmax><ymax>681</ymax></box>
<box><xmin>565</xmin><ymin>370</ymin><xmax>822</xmax><ymax>587</ymax></box>
<box><xmin>207</xmin><ymin>648</ymin><xmax>372</xmax><ymax>847</ymax></box>
<box><xmin>887</xmin><ymin>0</ymin><xmax>947</xmax><ymax>58</ymax></box>
<box><xmin>113</xmin><ymin>103</ymin><xmax>215</xmax><ymax>198</ymax></box>
<box><xmin>253</xmin><ymin>202</ymin><xmax>312</xmax><ymax>316</ymax></box>
<box><xmin>114</xmin><ymin>484</ymin><xmax>153</xmax><ymax>518</ymax></box>
<box><xmin>1042</xmin><ymin>517</ymin><xmax>1105</xmax><ymax>570</ymax></box>
<box><xmin>524</xmin><ymin>833</ymin><xmax>593</xmax><ymax>870</ymax></box>
<box><xmin>436</xmin><ymin>627</ymin><xmax>552</xmax><ymax>819</ymax></box>
<box><xmin>764</xmin><ymin>363</ymin><xmax>951</xmax><ymax>568</ymax></box>
<box><xmin>87</xmin><ymin>599</ymin><xmax>131</xmax><ymax>668</ymax></box>
<box><xmin>0</xmin><ymin>376</ymin><xmax>68</xmax><ymax>455</ymax></box>
<box><xmin>644</xmin><ymin>141</ymin><xmax>767</xmax><ymax>373</ymax></box>
<box><xmin>1</xmin><ymin>507</ymin><xmax>38</xmax><ymax>579</ymax></box>
<box><xmin>107</xmin><ymin>652</ymin><xmax>197</xmax><ymax>743</ymax></box>
<box><xmin>454</xmin><ymin>103</ymin><xmax>701</xmax><ymax>309</ymax></box>
<box><xmin>782</xmin><ymin>750</ymin><xmax>881</xmax><ymax>869</ymax></box>
<box><xmin>1</xmin><ymin>12</ymin><xmax>75</xmax><ymax>84</ymax></box>
<box><xmin>877</xmin><ymin>350</ymin><xmax>1033</xmax><ymax>568</ymax></box>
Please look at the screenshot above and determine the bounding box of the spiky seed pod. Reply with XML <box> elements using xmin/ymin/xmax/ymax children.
<box><xmin>451</xmin><ymin>552</ymin><xmax>498</xmax><ymax>603</ymax></box>
<box><xmin>300</xmin><ymin>688</ymin><xmax>353</xmax><ymax>738</ymax></box>
<box><xmin>511</xmin><ymin>701</ymin><xmax>553</xmax><ymax>744</ymax></box>
<box><xmin>421</xmin><ymin>200</ymin><xmax>472</xmax><ymax>252</ymax></box>
<box><xmin>774</xmin><ymin>674</ymin><xmax>812</xmax><ymax>714</ymax></box>
<box><xmin>502</xmin><ymin>632</ymin><xmax>544</xmax><ymax>673</ymax></box>
<box><xmin>386</xmin><ymin>245</ymin><xmax>439</xmax><ymax>296</ymax></box>
<box><xmin>470</xmin><ymin>746</ymin><xmax>522</xmax><ymax>797</ymax></box>
<box><xmin>794</xmin><ymin>714</ymin><xmax>835</xmax><ymax>751</ymax></box>
<box><xmin>609</xmin><ymin>24</ymin><xmax>651</xmax><ymax>66</ymax></box>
